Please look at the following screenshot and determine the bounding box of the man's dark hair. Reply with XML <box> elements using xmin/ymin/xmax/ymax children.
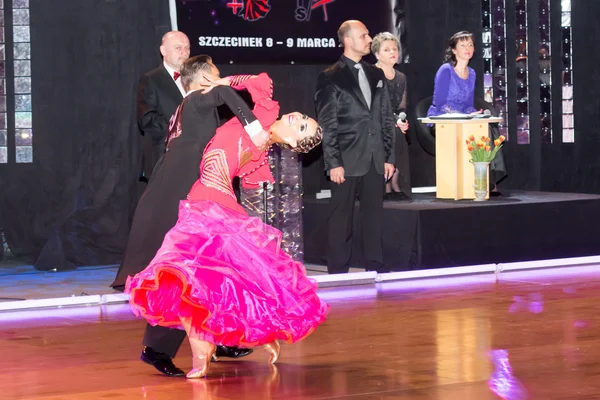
<box><xmin>181</xmin><ymin>54</ymin><xmax>213</xmax><ymax>91</ymax></box>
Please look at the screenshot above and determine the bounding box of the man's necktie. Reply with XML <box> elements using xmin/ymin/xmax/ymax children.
<box><xmin>354</xmin><ymin>63</ymin><xmax>371</xmax><ymax>109</ymax></box>
<box><xmin>173</xmin><ymin>71</ymin><xmax>180</xmax><ymax>81</ymax></box>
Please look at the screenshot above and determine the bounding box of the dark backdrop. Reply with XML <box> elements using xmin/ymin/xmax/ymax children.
<box><xmin>0</xmin><ymin>0</ymin><xmax>598</xmax><ymax>267</ymax></box>
<box><xmin>0</xmin><ymin>0</ymin><xmax>172</xmax><ymax>268</ymax></box>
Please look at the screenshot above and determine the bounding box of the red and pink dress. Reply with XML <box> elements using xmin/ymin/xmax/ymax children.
<box><xmin>125</xmin><ymin>73</ymin><xmax>328</xmax><ymax>347</ymax></box>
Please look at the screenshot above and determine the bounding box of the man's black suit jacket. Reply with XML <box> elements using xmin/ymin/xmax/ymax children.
<box><xmin>314</xmin><ymin>58</ymin><xmax>396</xmax><ymax>177</ymax></box>
<box><xmin>137</xmin><ymin>64</ymin><xmax>183</xmax><ymax>177</ymax></box>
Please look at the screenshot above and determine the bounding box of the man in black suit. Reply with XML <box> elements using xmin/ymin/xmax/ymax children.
<box><xmin>314</xmin><ymin>20</ymin><xmax>396</xmax><ymax>274</ymax></box>
<box><xmin>138</xmin><ymin>31</ymin><xmax>190</xmax><ymax>180</ymax></box>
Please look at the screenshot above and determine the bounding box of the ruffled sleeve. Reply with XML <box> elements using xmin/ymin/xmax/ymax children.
<box><xmin>232</xmin><ymin>73</ymin><xmax>279</xmax><ymax>188</ymax></box>
<box><xmin>230</xmin><ymin>73</ymin><xmax>274</xmax><ymax>103</ymax></box>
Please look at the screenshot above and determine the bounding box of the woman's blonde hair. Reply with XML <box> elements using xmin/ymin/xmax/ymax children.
<box><xmin>371</xmin><ymin>32</ymin><xmax>400</xmax><ymax>57</ymax></box>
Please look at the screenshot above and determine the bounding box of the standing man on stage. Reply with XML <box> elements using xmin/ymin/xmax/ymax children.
<box><xmin>314</xmin><ymin>20</ymin><xmax>396</xmax><ymax>274</ymax></box>
<box><xmin>138</xmin><ymin>30</ymin><xmax>190</xmax><ymax>180</ymax></box>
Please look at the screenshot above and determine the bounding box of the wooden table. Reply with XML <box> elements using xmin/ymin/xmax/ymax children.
<box><xmin>420</xmin><ymin>117</ymin><xmax>502</xmax><ymax>200</ymax></box>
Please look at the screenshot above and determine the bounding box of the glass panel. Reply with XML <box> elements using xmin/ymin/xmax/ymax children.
<box><xmin>562</xmin><ymin>85</ymin><xmax>572</xmax><ymax>100</ymax></box>
<box><xmin>13</xmin><ymin>42</ymin><xmax>30</xmax><ymax>59</ymax></box>
<box><xmin>13</xmin><ymin>0</ymin><xmax>30</xmax><ymax>8</ymax></box>
<box><xmin>539</xmin><ymin>0</ymin><xmax>552</xmax><ymax>143</ymax></box>
<box><xmin>11</xmin><ymin>1</ymin><xmax>34</xmax><ymax>163</ymax></box>
<box><xmin>15</xmin><ymin>111</ymin><xmax>32</xmax><ymax>128</ymax></box>
<box><xmin>481</xmin><ymin>0</ymin><xmax>509</xmax><ymax>140</ymax></box>
<box><xmin>0</xmin><ymin>5</ymin><xmax>5</xmax><ymax>164</ymax></box>
<box><xmin>14</xmin><ymin>76</ymin><xmax>30</xmax><ymax>93</ymax></box>
<box><xmin>12</xmin><ymin>9</ymin><xmax>29</xmax><ymax>25</ymax></box>
<box><xmin>561</xmin><ymin>2</ymin><xmax>574</xmax><ymax>143</ymax></box>
<box><xmin>14</xmin><ymin>60</ymin><xmax>30</xmax><ymax>76</ymax></box>
<box><xmin>15</xmin><ymin>94</ymin><xmax>31</xmax><ymax>111</ymax></box>
<box><xmin>515</xmin><ymin>0</ymin><xmax>529</xmax><ymax>144</ymax></box>
<box><xmin>481</xmin><ymin>0</ymin><xmax>493</xmax><ymax>102</ymax></box>
<box><xmin>13</xmin><ymin>25</ymin><xmax>30</xmax><ymax>42</ymax></box>
<box><xmin>15</xmin><ymin>128</ymin><xmax>32</xmax><ymax>145</ymax></box>
<box><xmin>15</xmin><ymin>146</ymin><xmax>32</xmax><ymax>163</ymax></box>
<box><xmin>492</xmin><ymin>0</ymin><xmax>508</xmax><ymax>139</ymax></box>
<box><xmin>563</xmin><ymin>129</ymin><xmax>574</xmax><ymax>142</ymax></box>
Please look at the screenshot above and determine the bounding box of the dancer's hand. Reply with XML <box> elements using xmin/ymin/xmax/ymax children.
<box><xmin>206</xmin><ymin>76</ymin><xmax>231</xmax><ymax>87</ymax></box>
<box><xmin>330</xmin><ymin>166</ymin><xmax>345</xmax><ymax>184</ymax></box>
<box><xmin>384</xmin><ymin>163</ymin><xmax>395</xmax><ymax>181</ymax></box>
<box><xmin>396</xmin><ymin>120</ymin><xmax>409</xmax><ymax>133</ymax></box>
<box><xmin>199</xmin><ymin>84</ymin><xmax>216</xmax><ymax>94</ymax></box>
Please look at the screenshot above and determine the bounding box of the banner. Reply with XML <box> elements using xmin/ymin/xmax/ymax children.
<box><xmin>174</xmin><ymin>0</ymin><xmax>397</xmax><ymax>64</ymax></box>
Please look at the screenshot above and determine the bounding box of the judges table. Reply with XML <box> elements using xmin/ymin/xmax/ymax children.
<box><xmin>420</xmin><ymin>117</ymin><xmax>502</xmax><ymax>200</ymax></box>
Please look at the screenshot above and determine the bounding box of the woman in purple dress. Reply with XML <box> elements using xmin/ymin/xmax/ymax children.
<box><xmin>428</xmin><ymin>31</ymin><xmax>507</xmax><ymax>190</ymax></box>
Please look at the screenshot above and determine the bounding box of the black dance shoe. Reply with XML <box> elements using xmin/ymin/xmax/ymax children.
<box><xmin>212</xmin><ymin>345</ymin><xmax>254</xmax><ymax>361</ymax></box>
<box><xmin>140</xmin><ymin>346</ymin><xmax>185</xmax><ymax>377</ymax></box>
<box><xmin>384</xmin><ymin>191</ymin><xmax>411</xmax><ymax>201</ymax></box>
<box><xmin>366</xmin><ymin>261</ymin><xmax>391</xmax><ymax>274</ymax></box>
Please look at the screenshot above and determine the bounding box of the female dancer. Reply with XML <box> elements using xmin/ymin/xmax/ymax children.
<box><xmin>126</xmin><ymin>72</ymin><xmax>328</xmax><ymax>378</ymax></box>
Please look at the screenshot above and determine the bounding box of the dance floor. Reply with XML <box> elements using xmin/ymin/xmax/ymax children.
<box><xmin>3</xmin><ymin>265</ymin><xmax>600</xmax><ymax>399</ymax></box>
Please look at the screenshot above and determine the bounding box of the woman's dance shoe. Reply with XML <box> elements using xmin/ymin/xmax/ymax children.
<box><xmin>187</xmin><ymin>343</ymin><xmax>217</xmax><ymax>379</ymax></box>
<box><xmin>263</xmin><ymin>341</ymin><xmax>280</xmax><ymax>364</ymax></box>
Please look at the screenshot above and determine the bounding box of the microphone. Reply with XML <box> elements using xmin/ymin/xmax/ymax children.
<box><xmin>394</xmin><ymin>111</ymin><xmax>407</xmax><ymax>124</ymax></box>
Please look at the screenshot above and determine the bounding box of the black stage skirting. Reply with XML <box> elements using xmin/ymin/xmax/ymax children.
<box><xmin>303</xmin><ymin>191</ymin><xmax>600</xmax><ymax>271</ymax></box>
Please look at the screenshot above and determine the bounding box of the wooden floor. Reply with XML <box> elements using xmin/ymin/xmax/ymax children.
<box><xmin>3</xmin><ymin>266</ymin><xmax>600</xmax><ymax>400</ymax></box>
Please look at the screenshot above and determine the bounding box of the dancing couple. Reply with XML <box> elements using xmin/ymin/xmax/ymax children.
<box><xmin>125</xmin><ymin>55</ymin><xmax>329</xmax><ymax>378</ymax></box>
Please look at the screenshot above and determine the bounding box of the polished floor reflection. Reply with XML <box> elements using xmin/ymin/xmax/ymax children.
<box><xmin>3</xmin><ymin>266</ymin><xmax>600</xmax><ymax>399</ymax></box>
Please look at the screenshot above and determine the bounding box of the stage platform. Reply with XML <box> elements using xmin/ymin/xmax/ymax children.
<box><xmin>304</xmin><ymin>190</ymin><xmax>600</xmax><ymax>271</ymax></box>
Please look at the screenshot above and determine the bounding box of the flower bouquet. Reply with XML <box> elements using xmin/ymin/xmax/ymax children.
<box><xmin>466</xmin><ymin>135</ymin><xmax>506</xmax><ymax>162</ymax></box>
<box><xmin>465</xmin><ymin>135</ymin><xmax>506</xmax><ymax>201</ymax></box>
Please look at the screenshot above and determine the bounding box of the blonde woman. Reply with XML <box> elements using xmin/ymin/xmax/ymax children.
<box><xmin>372</xmin><ymin>32</ymin><xmax>411</xmax><ymax>200</ymax></box>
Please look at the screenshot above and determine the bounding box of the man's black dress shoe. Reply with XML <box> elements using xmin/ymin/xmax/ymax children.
<box><xmin>213</xmin><ymin>345</ymin><xmax>253</xmax><ymax>361</ymax></box>
<box><xmin>140</xmin><ymin>346</ymin><xmax>185</xmax><ymax>377</ymax></box>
